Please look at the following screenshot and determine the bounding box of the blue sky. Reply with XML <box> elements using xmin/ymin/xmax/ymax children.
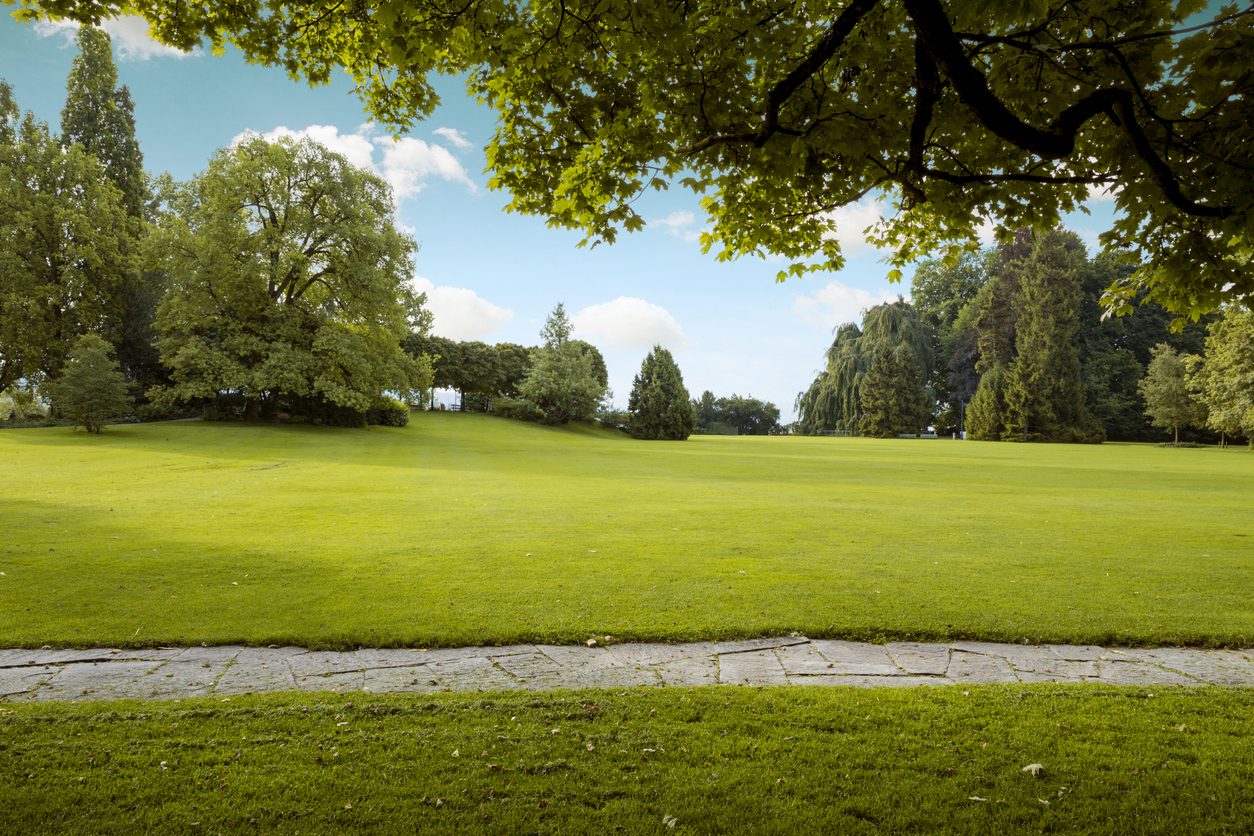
<box><xmin>0</xmin><ymin>14</ymin><xmax>1119</xmax><ymax>418</ymax></box>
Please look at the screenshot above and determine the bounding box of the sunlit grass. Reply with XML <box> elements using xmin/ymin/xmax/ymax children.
<box><xmin>1</xmin><ymin>413</ymin><xmax>1250</xmax><ymax>649</ymax></box>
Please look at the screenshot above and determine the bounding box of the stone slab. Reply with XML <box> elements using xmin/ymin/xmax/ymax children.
<box><xmin>537</xmin><ymin>645</ymin><xmax>624</xmax><ymax>669</ymax></box>
<box><xmin>656</xmin><ymin>657</ymin><xmax>719</xmax><ymax>687</ymax></box>
<box><xmin>26</xmin><ymin>661</ymin><xmax>164</xmax><ymax>702</ymax></box>
<box><xmin>427</xmin><ymin>656</ymin><xmax>524</xmax><ymax>692</ymax></box>
<box><xmin>718</xmin><ymin>650</ymin><xmax>788</xmax><ymax>686</ymax></box>
<box><xmin>948</xmin><ymin>652</ymin><xmax>1018</xmax><ymax>684</ymax></box>
<box><xmin>115</xmin><ymin>659</ymin><xmax>231</xmax><ymax>700</ymax></box>
<box><xmin>775</xmin><ymin>644</ymin><xmax>840</xmax><ymax>676</ymax></box>
<box><xmin>886</xmin><ymin>643</ymin><xmax>950</xmax><ymax>675</ymax></box>
<box><xmin>290</xmin><ymin>651</ymin><xmax>371</xmax><ymax>678</ymax></box>
<box><xmin>710</xmin><ymin>637</ymin><xmax>809</xmax><ymax>655</ymax></box>
<box><xmin>811</xmin><ymin>641</ymin><xmax>896</xmax><ymax>666</ymax></box>
<box><xmin>0</xmin><ymin>666</ymin><xmax>57</xmax><ymax>696</ymax></box>
<box><xmin>607</xmin><ymin>643</ymin><xmax>714</xmax><ymax>668</ymax></box>
<box><xmin>1095</xmin><ymin>661</ymin><xmax>1198</xmax><ymax>687</ymax></box>
<box><xmin>362</xmin><ymin>665</ymin><xmax>444</xmax><ymax>694</ymax></box>
<box><xmin>295</xmin><ymin>670</ymin><xmax>365</xmax><ymax>692</ymax></box>
<box><xmin>1047</xmin><ymin>645</ymin><xmax>1107</xmax><ymax>662</ymax></box>
<box><xmin>170</xmin><ymin>646</ymin><xmax>244</xmax><ymax>665</ymax></box>
<box><xmin>214</xmin><ymin>661</ymin><xmax>298</xmax><ymax>696</ymax></box>
<box><xmin>1135</xmin><ymin>649</ymin><xmax>1254</xmax><ymax>686</ymax></box>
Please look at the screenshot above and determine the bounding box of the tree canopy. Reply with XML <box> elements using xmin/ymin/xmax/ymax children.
<box><xmin>628</xmin><ymin>346</ymin><xmax>694</xmax><ymax>440</ymax></box>
<box><xmin>147</xmin><ymin>135</ymin><xmax>432</xmax><ymax>417</ymax></box>
<box><xmin>11</xmin><ymin>0</ymin><xmax>1253</xmax><ymax>319</ymax></box>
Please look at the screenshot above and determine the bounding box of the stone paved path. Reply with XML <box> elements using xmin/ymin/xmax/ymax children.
<box><xmin>3</xmin><ymin>638</ymin><xmax>1253</xmax><ymax>703</ymax></box>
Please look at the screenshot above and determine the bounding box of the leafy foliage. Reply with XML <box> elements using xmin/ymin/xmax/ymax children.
<box><xmin>693</xmin><ymin>391</ymin><xmax>782</xmax><ymax>436</ymax></box>
<box><xmin>1187</xmin><ymin>308</ymin><xmax>1254</xmax><ymax>446</ymax></box>
<box><xmin>627</xmin><ymin>346</ymin><xmax>694</xmax><ymax>440</ymax></box>
<box><xmin>1138</xmin><ymin>343</ymin><xmax>1200</xmax><ymax>444</ymax></box>
<box><xmin>0</xmin><ymin>82</ymin><xmax>136</xmax><ymax>391</ymax></box>
<box><xmin>17</xmin><ymin>0</ymin><xmax>1254</xmax><ymax>317</ymax></box>
<box><xmin>796</xmin><ymin>299</ymin><xmax>932</xmax><ymax>435</ymax></box>
<box><xmin>147</xmin><ymin>136</ymin><xmax>432</xmax><ymax>418</ymax></box>
<box><xmin>46</xmin><ymin>333</ymin><xmax>133</xmax><ymax>433</ymax></box>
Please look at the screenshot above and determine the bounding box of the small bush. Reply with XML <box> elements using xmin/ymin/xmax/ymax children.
<box><xmin>492</xmin><ymin>396</ymin><xmax>544</xmax><ymax>423</ymax></box>
<box><xmin>366</xmin><ymin>397</ymin><xmax>410</xmax><ymax>427</ymax></box>
<box><xmin>1156</xmin><ymin>441</ymin><xmax>1207</xmax><ymax>448</ymax></box>
<box><xmin>46</xmin><ymin>335</ymin><xmax>133</xmax><ymax>434</ymax></box>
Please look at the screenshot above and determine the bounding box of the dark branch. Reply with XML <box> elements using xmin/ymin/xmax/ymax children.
<box><xmin>903</xmin><ymin>0</ymin><xmax>1233</xmax><ymax>219</ymax></box>
<box><xmin>678</xmin><ymin>0</ymin><xmax>879</xmax><ymax>155</ymax></box>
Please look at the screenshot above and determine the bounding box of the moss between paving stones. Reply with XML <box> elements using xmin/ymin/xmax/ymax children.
<box><xmin>1</xmin><ymin>413</ymin><xmax>1252</xmax><ymax>650</ymax></box>
<box><xmin>4</xmin><ymin>685</ymin><xmax>1254</xmax><ymax>834</ymax></box>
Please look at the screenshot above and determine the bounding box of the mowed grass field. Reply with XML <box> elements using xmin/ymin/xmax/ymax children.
<box><xmin>1</xmin><ymin>413</ymin><xmax>1250</xmax><ymax>649</ymax></box>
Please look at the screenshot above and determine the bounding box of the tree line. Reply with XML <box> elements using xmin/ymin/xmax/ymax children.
<box><xmin>797</xmin><ymin>227</ymin><xmax>1252</xmax><ymax>445</ymax></box>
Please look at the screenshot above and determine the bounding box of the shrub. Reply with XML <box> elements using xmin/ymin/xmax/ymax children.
<box><xmin>492</xmin><ymin>396</ymin><xmax>544</xmax><ymax>422</ymax></box>
<box><xmin>366</xmin><ymin>397</ymin><xmax>410</xmax><ymax>427</ymax></box>
<box><xmin>46</xmin><ymin>335</ymin><xmax>133</xmax><ymax>434</ymax></box>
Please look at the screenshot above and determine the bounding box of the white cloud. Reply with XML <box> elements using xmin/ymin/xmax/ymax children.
<box><xmin>1087</xmin><ymin>182</ymin><xmax>1116</xmax><ymax>202</ymax></box>
<box><xmin>792</xmin><ymin>280</ymin><xmax>902</xmax><ymax>330</ymax></box>
<box><xmin>651</xmin><ymin>210</ymin><xmax>707</xmax><ymax>243</ymax></box>
<box><xmin>33</xmin><ymin>16</ymin><xmax>193</xmax><ymax>60</ymax></box>
<box><xmin>244</xmin><ymin>124</ymin><xmax>377</xmax><ymax>172</ymax></box>
<box><xmin>375</xmin><ymin>136</ymin><xmax>476</xmax><ymax>200</ymax></box>
<box><xmin>410</xmin><ymin>276</ymin><xmax>513</xmax><ymax>341</ymax></box>
<box><xmin>572</xmin><ymin>297</ymin><xmax>692</xmax><ymax>351</ymax></box>
<box><xmin>231</xmin><ymin>123</ymin><xmax>476</xmax><ymax>203</ymax></box>
<box><xmin>433</xmin><ymin>127</ymin><xmax>473</xmax><ymax>149</ymax></box>
<box><xmin>821</xmin><ymin>198</ymin><xmax>884</xmax><ymax>257</ymax></box>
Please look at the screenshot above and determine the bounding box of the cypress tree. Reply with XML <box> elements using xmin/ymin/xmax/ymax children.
<box><xmin>61</xmin><ymin>27</ymin><xmax>145</xmax><ymax>218</ymax></box>
<box><xmin>628</xmin><ymin>346</ymin><xmax>694</xmax><ymax>440</ymax></box>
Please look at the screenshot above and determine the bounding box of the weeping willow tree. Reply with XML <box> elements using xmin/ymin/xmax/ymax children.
<box><xmin>796</xmin><ymin>299</ymin><xmax>934</xmax><ymax>435</ymax></box>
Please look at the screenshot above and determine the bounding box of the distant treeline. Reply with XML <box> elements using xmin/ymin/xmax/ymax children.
<box><xmin>691</xmin><ymin>391</ymin><xmax>782</xmax><ymax>436</ymax></box>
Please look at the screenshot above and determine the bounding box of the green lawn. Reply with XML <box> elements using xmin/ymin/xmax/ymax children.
<box><xmin>5</xmin><ymin>684</ymin><xmax>1254</xmax><ymax>834</ymax></box>
<box><xmin>1</xmin><ymin>413</ymin><xmax>1250</xmax><ymax>649</ymax></box>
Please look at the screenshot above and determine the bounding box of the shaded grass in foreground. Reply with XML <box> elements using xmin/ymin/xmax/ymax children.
<box><xmin>4</xmin><ymin>685</ymin><xmax>1254</xmax><ymax>834</ymax></box>
<box><xmin>2</xmin><ymin>414</ymin><xmax>1252</xmax><ymax>648</ymax></box>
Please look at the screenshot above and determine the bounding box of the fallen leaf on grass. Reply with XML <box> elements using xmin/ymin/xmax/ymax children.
<box><xmin>663</xmin><ymin>814</ymin><xmax>678</xmax><ymax>828</ymax></box>
<box><xmin>1022</xmin><ymin>763</ymin><xmax>1045</xmax><ymax>777</ymax></box>
<box><xmin>968</xmin><ymin>796</ymin><xmax>989</xmax><ymax>802</ymax></box>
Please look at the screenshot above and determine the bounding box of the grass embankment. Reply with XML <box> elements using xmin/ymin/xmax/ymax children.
<box><xmin>1</xmin><ymin>414</ymin><xmax>1250</xmax><ymax>649</ymax></box>
<box><xmin>4</xmin><ymin>685</ymin><xmax>1254</xmax><ymax>834</ymax></box>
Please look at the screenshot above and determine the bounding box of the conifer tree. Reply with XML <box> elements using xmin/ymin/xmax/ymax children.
<box><xmin>517</xmin><ymin>304</ymin><xmax>606</xmax><ymax>424</ymax></box>
<box><xmin>61</xmin><ymin>27</ymin><xmax>145</xmax><ymax>218</ymax></box>
<box><xmin>858</xmin><ymin>345</ymin><xmax>927</xmax><ymax>438</ymax></box>
<box><xmin>60</xmin><ymin>27</ymin><xmax>162</xmax><ymax>392</ymax></box>
<box><xmin>628</xmin><ymin>346</ymin><xmax>694</xmax><ymax>440</ymax></box>
<box><xmin>966</xmin><ymin>363</ymin><xmax>1008</xmax><ymax>440</ymax></box>
<box><xmin>47</xmin><ymin>334</ymin><xmax>133</xmax><ymax>433</ymax></box>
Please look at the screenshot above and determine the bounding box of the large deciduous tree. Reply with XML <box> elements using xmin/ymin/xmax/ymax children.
<box><xmin>148</xmin><ymin>135</ymin><xmax>432</xmax><ymax>418</ymax></box>
<box><xmin>627</xmin><ymin>346</ymin><xmax>694</xmax><ymax>440</ymax></box>
<box><xmin>1188</xmin><ymin>309</ymin><xmax>1254</xmax><ymax>447</ymax></box>
<box><xmin>13</xmin><ymin>0</ymin><xmax>1253</xmax><ymax>318</ymax></box>
<box><xmin>0</xmin><ymin>82</ymin><xmax>136</xmax><ymax>391</ymax></box>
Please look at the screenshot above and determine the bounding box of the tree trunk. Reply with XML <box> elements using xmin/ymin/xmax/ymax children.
<box><xmin>1174</xmin><ymin>424</ymin><xmax>1179</xmax><ymax>444</ymax></box>
<box><xmin>243</xmin><ymin>397</ymin><xmax>261</xmax><ymax>421</ymax></box>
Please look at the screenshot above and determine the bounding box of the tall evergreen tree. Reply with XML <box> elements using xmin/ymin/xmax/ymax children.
<box><xmin>517</xmin><ymin>304</ymin><xmax>606</xmax><ymax>424</ymax></box>
<box><xmin>858</xmin><ymin>345</ymin><xmax>928</xmax><ymax>438</ymax></box>
<box><xmin>60</xmin><ymin>28</ymin><xmax>163</xmax><ymax>394</ymax></box>
<box><xmin>628</xmin><ymin>346</ymin><xmax>694</xmax><ymax>440</ymax></box>
<box><xmin>966</xmin><ymin>228</ymin><xmax>1102</xmax><ymax>443</ymax></box>
<box><xmin>61</xmin><ymin>27</ymin><xmax>145</xmax><ymax>219</ymax></box>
